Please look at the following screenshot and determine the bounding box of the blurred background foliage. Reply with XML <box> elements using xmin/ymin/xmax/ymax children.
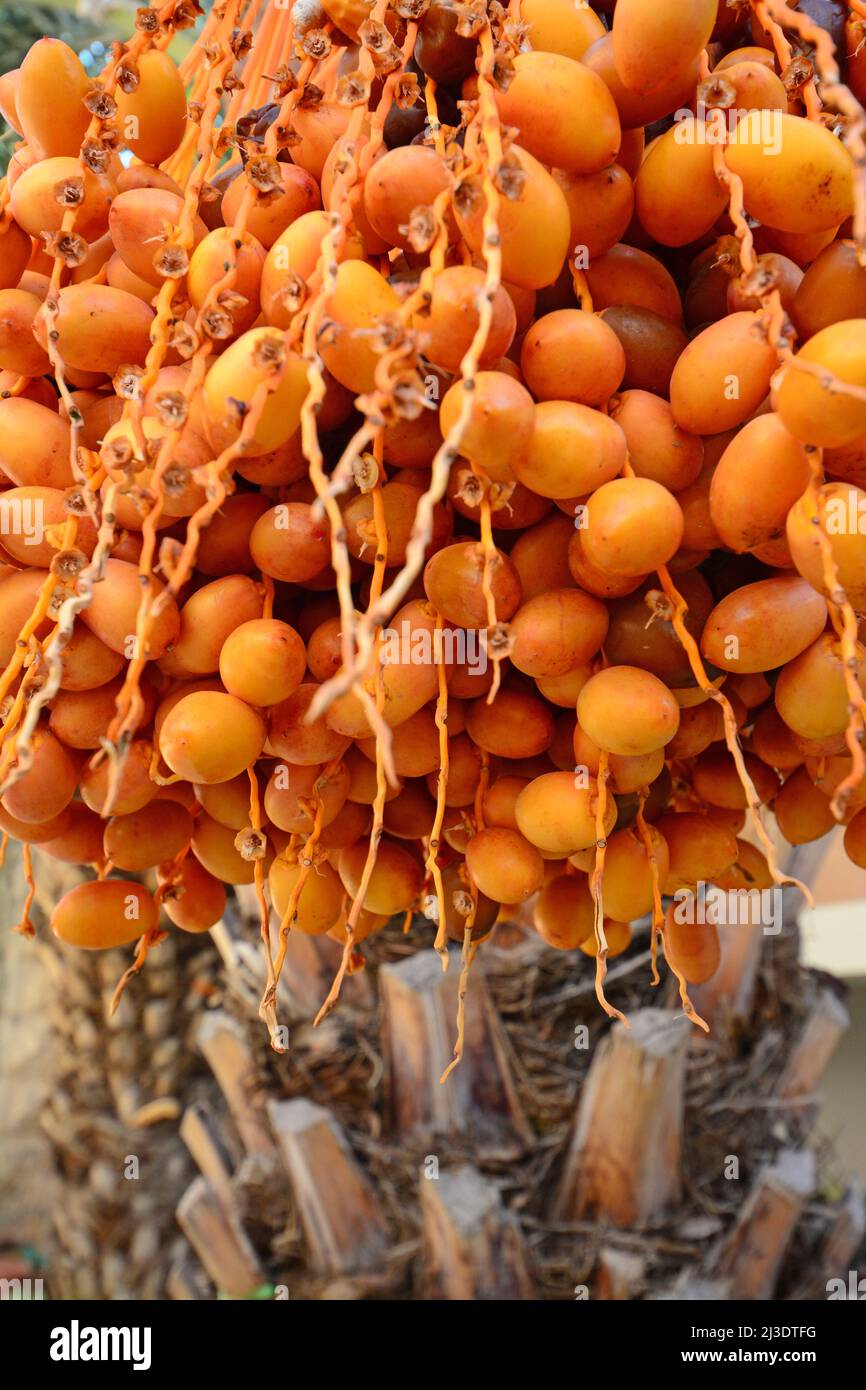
<box><xmin>0</xmin><ymin>3</ymin><xmax>130</xmax><ymax>71</ymax></box>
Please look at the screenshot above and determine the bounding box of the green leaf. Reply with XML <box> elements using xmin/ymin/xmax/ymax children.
<box><xmin>217</xmin><ymin>1283</ymin><xmax>276</xmax><ymax>1301</ymax></box>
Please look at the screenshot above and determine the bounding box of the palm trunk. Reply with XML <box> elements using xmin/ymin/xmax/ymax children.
<box><xmin>170</xmin><ymin>883</ymin><xmax>864</xmax><ymax>1300</ymax></box>
<box><xmin>30</xmin><ymin>856</ymin><xmax>214</xmax><ymax>1300</ymax></box>
<box><xmin>4</xmin><ymin>851</ymin><xmax>862</xmax><ymax>1299</ymax></box>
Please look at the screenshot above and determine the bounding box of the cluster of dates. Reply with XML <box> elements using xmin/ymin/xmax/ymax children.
<box><xmin>0</xmin><ymin>0</ymin><xmax>865</xmax><ymax>1040</ymax></box>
